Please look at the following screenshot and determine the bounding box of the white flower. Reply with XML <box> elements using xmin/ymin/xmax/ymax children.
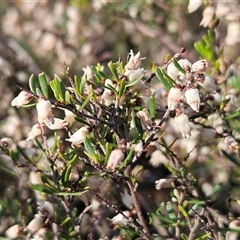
<box><xmin>11</xmin><ymin>91</ymin><xmax>33</xmax><ymax>107</ymax></box>
<box><xmin>64</xmin><ymin>109</ymin><xmax>76</xmax><ymax>126</ymax></box>
<box><xmin>192</xmin><ymin>59</ymin><xmax>208</xmax><ymax>72</ymax></box>
<box><xmin>47</xmin><ymin>118</ymin><xmax>69</xmax><ymax>130</ymax></box>
<box><xmin>5</xmin><ymin>224</ymin><xmax>22</xmax><ymax>239</ymax></box>
<box><xmin>224</xmin><ymin>136</ymin><xmax>239</xmax><ymax>153</ymax></box>
<box><xmin>167</xmin><ymin>59</ymin><xmax>191</xmax><ymax>84</ymax></box>
<box><xmin>188</xmin><ymin>0</ymin><xmax>202</xmax><ymax>13</ymax></box>
<box><xmin>66</xmin><ymin>126</ymin><xmax>90</xmax><ymax>147</ymax></box>
<box><xmin>167</xmin><ymin>87</ymin><xmax>183</xmax><ymax>111</ymax></box>
<box><xmin>175</xmin><ymin>110</ymin><xmax>191</xmax><ymax>138</ymax></box>
<box><xmin>110</xmin><ymin>211</ymin><xmax>131</xmax><ymax>225</ymax></box>
<box><xmin>101</xmin><ymin>89</ymin><xmax>115</xmax><ymax>106</ymax></box>
<box><xmin>82</xmin><ymin>65</ymin><xmax>93</xmax><ymax>80</ymax></box>
<box><xmin>207</xmin><ymin>113</ymin><xmax>224</xmax><ymax>134</ymax></box>
<box><xmin>155</xmin><ymin>178</ymin><xmax>175</xmax><ymax>190</ymax></box>
<box><xmin>200</xmin><ymin>6</ymin><xmax>215</xmax><ymax>28</ymax></box>
<box><xmin>26</xmin><ymin>124</ymin><xmax>45</xmax><ymax>141</ymax></box>
<box><xmin>26</xmin><ymin>214</ymin><xmax>44</xmax><ymax>233</ymax></box>
<box><xmin>198</xmin><ymin>75</ymin><xmax>216</xmax><ymax>92</ymax></box>
<box><xmin>0</xmin><ymin>137</ymin><xmax>13</xmax><ymax>149</ymax></box>
<box><xmin>125</xmin><ymin>50</ymin><xmax>145</xmax><ymax>70</ymax></box>
<box><xmin>37</xmin><ymin>201</ymin><xmax>54</xmax><ymax>217</ymax></box>
<box><xmin>124</xmin><ymin>68</ymin><xmax>146</xmax><ymax>82</ymax></box>
<box><xmin>36</xmin><ymin>99</ymin><xmax>54</xmax><ymax>126</ymax></box>
<box><xmin>104</xmin><ymin>79</ymin><xmax>117</xmax><ymax>94</ymax></box>
<box><xmin>226</xmin><ymin>220</ymin><xmax>240</xmax><ymax>240</ymax></box>
<box><xmin>225</xmin><ymin>21</ymin><xmax>240</xmax><ymax>46</ymax></box>
<box><xmin>137</xmin><ymin>108</ymin><xmax>152</xmax><ymax>130</ymax></box>
<box><xmin>106</xmin><ymin>148</ymin><xmax>125</xmax><ymax>171</ymax></box>
<box><xmin>185</xmin><ymin>88</ymin><xmax>200</xmax><ymax>112</ymax></box>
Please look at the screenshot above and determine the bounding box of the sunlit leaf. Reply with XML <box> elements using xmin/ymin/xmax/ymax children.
<box><xmin>38</xmin><ymin>72</ymin><xmax>49</xmax><ymax>98</ymax></box>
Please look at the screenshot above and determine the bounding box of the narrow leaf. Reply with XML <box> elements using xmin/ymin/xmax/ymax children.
<box><xmin>156</xmin><ymin>67</ymin><xmax>171</xmax><ymax>91</ymax></box>
<box><xmin>125</xmin><ymin>75</ymin><xmax>143</xmax><ymax>88</ymax></box>
<box><xmin>172</xmin><ymin>59</ymin><xmax>185</xmax><ymax>75</ymax></box>
<box><xmin>108</xmin><ymin>61</ymin><xmax>119</xmax><ymax>81</ymax></box>
<box><xmin>84</xmin><ymin>138</ymin><xmax>95</xmax><ymax>155</ymax></box>
<box><xmin>29</xmin><ymin>74</ymin><xmax>37</xmax><ymax>94</ymax></box>
<box><xmin>178</xmin><ymin>205</ymin><xmax>188</xmax><ymax>218</ymax></box>
<box><xmin>38</xmin><ymin>72</ymin><xmax>49</xmax><ymax>98</ymax></box>
<box><xmin>31</xmin><ymin>183</ymin><xmax>54</xmax><ymax>194</ymax></box>
<box><xmin>221</xmin><ymin>150</ymin><xmax>240</xmax><ymax>166</ymax></box>
<box><xmin>149</xmin><ymin>94</ymin><xmax>156</xmax><ymax>120</ymax></box>
<box><xmin>78</xmin><ymin>93</ymin><xmax>92</xmax><ymax>111</ymax></box>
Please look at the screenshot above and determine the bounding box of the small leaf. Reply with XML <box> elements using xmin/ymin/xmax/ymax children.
<box><xmin>97</xmin><ymin>71</ymin><xmax>111</xmax><ymax>80</ymax></box>
<box><xmin>178</xmin><ymin>205</ymin><xmax>188</xmax><ymax>218</ymax></box>
<box><xmin>152</xmin><ymin>213</ymin><xmax>175</xmax><ymax>224</ymax></box>
<box><xmin>172</xmin><ymin>59</ymin><xmax>185</xmax><ymax>75</ymax></box>
<box><xmin>119</xmin><ymin>148</ymin><xmax>135</xmax><ymax>169</ymax></box>
<box><xmin>57</xmin><ymin>190</ymin><xmax>89</xmax><ymax>196</ymax></box>
<box><xmin>206</xmin><ymin>182</ymin><xmax>223</xmax><ymax>199</ymax></box>
<box><xmin>17</xmin><ymin>145</ymin><xmax>32</xmax><ymax>163</ymax></box>
<box><xmin>29</xmin><ymin>74</ymin><xmax>37</xmax><ymax>94</ymax></box>
<box><xmin>108</xmin><ymin>61</ymin><xmax>119</xmax><ymax>81</ymax></box>
<box><xmin>225</xmin><ymin>110</ymin><xmax>240</xmax><ymax>120</ymax></box>
<box><xmin>221</xmin><ymin>150</ymin><xmax>240</xmax><ymax>165</ymax></box>
<box><xmin>84</xmin><ymin>138</ymin><xmax>95</xmax><ymax>155</ymax></box>
<box><xmin>125</xmin><ymin>75</ymin><xmax>143</xmax><ymax>88</ymax></box>
<box><xmin>149</xmin><ymin>94</ymin><xmax>156</xmax><ymax>120</ymax></box>
<box><xmin>79</xmin><ymin>94</ymin><xmax>92</xmax><ymax>111</ymax></box>
<box><xmin>118</xmin><ymin>79</ymin><xmax>126</xmax><ymax>97</ymax></box>
<box><xmin>156</xmin><ymin>67</ymin><xmax>172</xmax><ymax>91</ymax></box>
<box><xmin>36</xmin><ymin>87</ymin><xmax>43</xmax><ymax>96</ymax></box>
<box><xmin>31</xmin><ymin>183</ymin><xmax>55</xmax><ymax>194</ymax></box>
<box><xmin>62</xmin><ymin>165</ymin><xmax>72</xmax><ymax>186</ymax></box>
<box><xmin>181</xmin><ymin>233</ymin><xmax>188</xmax><ymax>240</ymax></box>
<box><xmin>38</xmin><ymin>72</ymin><xmax>49</xmax><ymax>98</ymax></box>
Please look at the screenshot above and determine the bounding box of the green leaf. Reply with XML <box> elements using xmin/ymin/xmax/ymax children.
<box><xmin>221</xmin><ymin>150</ymin><xmax>240</xmax><ymax>166</ymax></box>
<box><xmin>178</xmin><ymin>205</ymin><xmax>188</xmax><ymax>218</ymax></box>
<box><xmin>166</xmin><ymin>202</ymin><xmax>177</xmax><ymax>221</ymax></box>
<box><xmin>62</xmin><ymin>165</ymin><xmax>72</xmax><ymax>186</ymax></box>
<box><xmin>9</xmin><ymin>149</ymin><xmax>17</xmax><ymax>165</ymax></box>
<box><xmin>118</xmin><ymin>79</ymin><xmax>126</xmax><ymax>97</ymax></box>
<box><xmin>17</xmin><ymin>145</ymin><xmax>32</xmax><ymax>163</ymax></box>
<box><xmin>225</xmin><ymin>110</ymin><xmax>240</xmax><ymax>120</ymax></box>
<box><xmin>181</xmin><ymin>233</ymin><xmax>188</xmax><ymax>240</ymax></box>
<box><xmin>84</xmin><ymin>138</ymin><xmax>95</xmax><ymax>155</ymax></box>
<box><xmin>57</xmin><ymin>190</ymin><xmax>89</xmax><ymax>196</ymax></box>
<box><xmin>152</xmin><ymin>213</ymin><xmax>175</xmax><ymax>225</ymax></box>
<box><xmin>91</xmin><ymin>66</ymin><xmax>102</xmax><ymax>82</ymax></box>
<box><xmin>172</xmin><ymin>59</ymin><xmax>185</xmax><ymax>75</ymax></box>
<box><xmin>36</xmin><ymin>87</ymin><xmax>43</xmax><ymax>96</ymax></box>
<box><xmin>119</xmin><ymin>148</ymin><xmax>135</xmax><ymax>169</ymax></box>
<box><xmin>125</xmin><ymin>75</ymin><xmax>143</xmax><ymax>88</ymax></box>
<box><xmin>78</xmin><ymin>93</ymin><xmax>92</xmax><ymax>111</ymax></box>
<box><xmin>65</xmin><ymin>90</ymin><xmax>72</xmax><ymax>104</ymax></box>
<box><xmin>149</xmin><ymin>94</ymin><xmax>156</xmax><ymax>120</ymax></box>
<box><xmin>38</xmin><ymin>72</ymin><xmax>49</xmax><ymax>98</ymax></box>
<box><xmin>29</xmin><ymin>74</ymin><xmax>37</xmax><ymax>94</ymax></box>
<box><xmin>108</xmin><ymin>61</ymin><xmax>119</xmax><ymax>81</ymax></box>
<box><xmin>31</xmin><ymin>183</ymin><xmax>55</xmax><ymax>194</ymax></box>
<box><xmin>50</xmin><ymin>75</ymin><xmax>66</xmax><ymax>102</ymax></box>
<box><xmin>156</xmin><ymin>67</ymin><xmax>172</xmax><ymax>91</ymax></box>
<box><xmin>97</xmin><ymin>71</ymin><xmax>111</xmax><ymax>80</ymax></box>
<box><xmin>206</xmin><ymin>182</ymin><xmax>223</xmax><ymax>199</ymax></box>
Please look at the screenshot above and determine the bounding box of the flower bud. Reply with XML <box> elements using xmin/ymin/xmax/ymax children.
<box><xmin>11</xmin><ymin>91</ymin><xmax>33</xmax><ymax>108</ymax></box>
<box><xmin>101</xmin><ymin>89</ymin><xmax>115</xmax><ymax>106</ymax></box>
<box><xmin>184</xmin><ymin>88</ymin><xmax>200</xmax><ymax>112</ymax></box>
<box><xmin>137</xmin><ymin>108</ymin><xmax>152</xmax><ymax>130</ymax></box>
<box><xmin>125</xmin><ymin>50</ymin><xmax>145</xmax><ymax>70</ymax></box>
<box><xmin>66</xmin><ymin>126</ymin><xmax>90</xmax><ymax>147</ymax></box>
<box><xmin>167</xmin><ymin>87</ymin><xmax>183</xmax><ymax>111</ymax></box>
<box><xmin>155</xmin><ymin>178</ymin><xmax>175</xmax><ymax>190</ymax></box>
<box><xmin>5</xmin><ymin>224</ymin><xmax>22</xmax><ymax>239</ymax></box>
<box><xmin>0</xmin><ymin>137</ymin><xmax>13</xmax><ymax>149</ymax></box>
<box><xmin>225</xmin><ymin>21</ymin><xmax>240</xmax><ymax>46</ymax></box>
<box><xmin>82</xmin><ymin>65</ymin><xmax>93</xmax><ymax>81</ymax></box>
<box><xmin>47</xmin><ymin>118</ymin><xmax>69</xmax><ymax>130</ymax></box>
<box><xmin>175</xmin><ymin>110</ymin><xmax>191</xmax><ymax>138</ymax></box>
<box><xmin>207</xmin><ymin>113</ymin><xmax>224</xmax><ymax>134</ymax></box>
<box><xmin>192</xmin><ymin>59</ymin><xmax>208</xmax><ymax>72</ymax></box>
<box><xmin>198</xmin><ymin>75</ymin><xmax>216</xmax><ymax>92</ymax></box>
<box><xmin>26</xmin><ymin>214</ymin><xmax>44</xmax><ymax>233</ymax></box>
<box><xmin>106</xmin><ymin>148</ymin><xmax>125</xmax><ymax>171</ymax></box>
<box><xmin>26</xmin><ymin>124</ymin><xmax>46</xmax><ymax>141</ymax></box>
<box><xmin>36</xmin><ymin>99</ymin><xmax>54</xmax><ymax>126</ymax></box>
<box><xmin>187</xmin><ymin>0</ymin><xmax>202</xmax><ymax>13</ymax></box>
<box><xmin>200</xmin><ymin>6</ymin><xmax>215</xmax><ymax>28</ymax></box>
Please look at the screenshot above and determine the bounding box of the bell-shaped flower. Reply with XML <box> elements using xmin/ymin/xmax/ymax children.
<box><xmin>175</xmin><ymin>110</ymin><xmax>191</xmax><ymax>138</ymax></box>
<box><xmin>125</xmin><ymin>50</ymin><xmax>145</xmax><ymax>70</ymax></box>
<box><xmin>11</xmin><ymin>91</ymin><xmax>33</xmax><ymax>107</ymax></box>
<box><xmin>198</xmin><ymin>75</ymin><xmax>216</xmax><ymax>92</ymax></box>
<box><xmin>207</xmin><ymin>112</ymin><xmax>224</xmax><ymax>134</ymax></box>
<box><xmin>188</xmin><ymin>0</ymin><xmax>202</xmax><ymax>13</ymax></box>
<box><xmin>167</xmin><ymin>87</ymin><xmax>183</xmax><ymax>111</ymax></box>
<box><xmin>26</xmin><ymin>214</ymin><xmax>44</xmax><ymax>233</ymax></box>
<box><xmin>185</xmin><ymin>87</ymin><xmax>200</xmax><ymax>112</ymax></box>
<box><xmin>0</xmin><ymin>137</ymin><xmax>13</xmax><ymax>149</ymax></box>
<box><xmin>106</xmin><ymin>148</ymin><xmax>125</xmax><ymax>171</ymax></box>
<box><xmin>225</xmin><ymin>21</ymin><xmax>240</xmax><ymax>46</ymax></box>
<box><xmin>104</xmin><ymin>79</ymin><xmax>117</xmax><ymax>94</ymax></box>
<box><xmin>26</xmin><ymin>124</ymin><xmax>46</xmax><ymax>141</ymax></box>
<box><xmin>124</xmin><ymin>68</ymin><xmax>146</xmax><ymax>82</ymax></box>
<box><xmin>66</xmin><ymin>126</ymin><xmax>90</xmax><ymax>147</ymax></box>
<box><xmin>64</xmin><ymin>109</ymin><xmax>76</xmax><ymax>126</ymax></box>
<box><xmin>5</xmin><ymin>224</ymin><xmax>22</xmax><ymax>239</ymax></box>
<box><xmin>137</xmin><ymin>108</ymin><xmax>152</xmax><ymax>130</ymax></box>
<box><xmin>155</xmin><ymin>178</ymin><xmax>175</xmax><ymax>190</ymax></box>
<box><xmin>100</xmin><ymin>89</ymin><xmax>115</xmax><ymax>106</ymax></box>
<box><xmin>82</xmin><ymin>65</ymin><xmax>93</xmax><ymax>81</ymax></box>
<box><xmin>200</xmin><ymin>6</ymin><xmax>215</xmax><ymax>28</ymax></box>
<box><xmin>224</xmin><ymin>136</ymin><xmax>239</xmax><ymax>153</ymax></box>
<box><xmin>192</xmin><ymin>59</ymin><xmax>208</xmax><ymax>72</ymax></box>
<box><xmin>47</xmin><ymin>118</ymin><xmax>69</xmax><ymax>130</ymax></box>
<box><xmin>110</xmin><ymin>210</ymin><xmax>131</xmax><ymax>225</ymax></box>
<box><xmin>36</xmin><ymin>99</ymin><xmax>54</xmax><ymax>126</ymax></box>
